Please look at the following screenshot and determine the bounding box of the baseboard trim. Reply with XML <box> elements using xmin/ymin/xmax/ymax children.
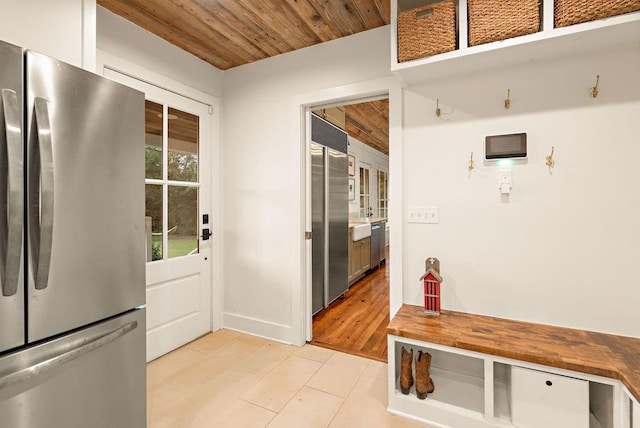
<box><xmin>222</xmin><ymin>312</ymin><xmax>294</xmax><ymax>345</ymax></box>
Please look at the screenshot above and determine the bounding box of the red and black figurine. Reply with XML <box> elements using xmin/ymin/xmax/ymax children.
<box><xmin>419</xmin><ymin>257</ymin><xmax>442</xmax><ymax>316</ymax></box>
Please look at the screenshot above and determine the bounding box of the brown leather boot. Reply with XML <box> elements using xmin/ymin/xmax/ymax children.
<box><xmin>400</xmin><ymin>346</ymin><xmax>413</xmax><ymax>394</ymax></box>
<box><xmin>415</xmin><ymin>350</ymin><xmax>435</xmax><ymax>399</ymax></box>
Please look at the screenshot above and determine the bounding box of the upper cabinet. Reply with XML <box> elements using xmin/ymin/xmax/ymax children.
<box><xmin>391</xmin><ymin>0</ymin><xmax>640</xmax><ymax>86</ymax></box>
<box><xmin>312</xmin><ymin>107</ymin><xmax>346</xmax><ymax>130</ymax></box>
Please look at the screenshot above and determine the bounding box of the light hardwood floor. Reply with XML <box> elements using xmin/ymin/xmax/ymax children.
<box><xmin>147</xmin><ymin>329</ymin><xmax>431</xmax><ymax>427</ymax></box>
<box><xmin>312</xmin><ymin>247</ymin><xmax>390</xmax><ymax>362</ymax></box>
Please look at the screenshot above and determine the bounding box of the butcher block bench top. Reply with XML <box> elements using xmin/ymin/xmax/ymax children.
<box><xmin>387</xmin><ymin>304</ymin><xmax>640</xmax><ymax>402</ymax></box>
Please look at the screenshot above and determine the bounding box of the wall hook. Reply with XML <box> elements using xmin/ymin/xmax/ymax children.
<box><xmin>468</xmin><ymin>152</ymin><xmax>475</xmax><ymax>170</ymax></box>
<box><xmin>546</xmin><ymin>146</ymin><xmax>555</xmax><ymax>167</ymax></box>
<box><xmin>504</xmin><ymin>89</ymin><xmax>511</xmax><ymax>109</ymax></box>
<box><xmin>590</xmin><ymin>75</ymin><xmax>600</xmax><ymax>98</ymax></box>
<box><xmin>435</xmin><ymin>99</ymin><xmax>441</xmax><ymax>118</ymax></box>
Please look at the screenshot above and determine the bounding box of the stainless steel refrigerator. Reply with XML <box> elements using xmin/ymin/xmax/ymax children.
<box><xmin>0</xmin><ymin>40</ymin><xmax>146</xmax><ymax>427</ymax></box>
<box><xmin>311</xmin><ymin>114</ymin><xmax>348</xmax><ymax>314</ymax></box>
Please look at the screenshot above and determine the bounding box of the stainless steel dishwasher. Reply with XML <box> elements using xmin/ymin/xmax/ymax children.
<box><xmin>370</xmin><ymin>222</ymin><xmax>382</xmax><ymax>270</ymax></box>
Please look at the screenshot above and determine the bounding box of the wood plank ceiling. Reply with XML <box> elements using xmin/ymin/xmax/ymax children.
<box><xmin>98</xmin><ymin>0</ymin><xmax>390</xmax><ymax>70</ymax></box>
<box><xmin>99</xmin><ymin>0</ymin><xmax>391</xmax><ymax>153</ymax></box>
<box><xmin>345</xmin><ymin>99</ymin><xmax>389</xmax><ymax>155</ymax></box>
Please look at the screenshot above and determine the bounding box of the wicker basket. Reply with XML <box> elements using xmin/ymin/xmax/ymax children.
<box><xmin>468</xmin><ymin>0</ymin><xmax>541</xmax><ymax>47</ymax></box>
<box><xmin>397</xmin><ymin>1</ymin><xmax>456</xmax><ymax>62</ymax></box>
<box><xmin>555</xmin><ymin>0</ymin><xmax>640</xmax><ymax>27</ymax></box>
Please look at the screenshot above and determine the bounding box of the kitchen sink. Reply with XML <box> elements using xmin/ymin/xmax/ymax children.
<box><xmin>352</xmin><ymin>223</ymin><xmax>371</xmax><ymax>241</ymax></box>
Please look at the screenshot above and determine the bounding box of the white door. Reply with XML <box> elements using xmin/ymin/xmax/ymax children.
<box><xmin>103</xmin><ymin>69</ymin><xmax>214</xmax><ymax>361</ymax></box>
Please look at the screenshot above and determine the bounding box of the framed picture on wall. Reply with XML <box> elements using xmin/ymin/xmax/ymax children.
<box><xmin>348</xmin><ymin>178</ymin><xmax>355</xmax><ymax>200</ymax></box>
<box><xmin>348</xmin><ymin>155</ymin><xmax>355</xmax><ymax>176</ymax></box>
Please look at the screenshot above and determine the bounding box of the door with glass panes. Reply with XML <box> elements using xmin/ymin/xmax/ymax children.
<box><xmin>104</xmin><ymin>69</ymin><xmax>213</xmax><ymax>361</ymax></box>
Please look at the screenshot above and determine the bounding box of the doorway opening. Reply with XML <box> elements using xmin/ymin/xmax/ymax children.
<box><xmin>307</xmin><ymin>98</ymin><xmax>391</xmax><ymax>362</ymax></box>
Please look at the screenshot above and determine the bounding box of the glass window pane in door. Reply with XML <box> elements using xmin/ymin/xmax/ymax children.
<box><xmin>145</xmin><ymin>101</ymin><xmax>163</xmax><ymax>179</ymax></box>
<box><xmin>168</xmin><ymin>107</ymin><xmax>199</xmax><ymax>183</ymax></box>
<box><xmin>168</xmin><ymin>186</ymin><xmax>199</xmax><ymax>258</ymax></box>
<box><xmin>145</xmin><ymin>184</ymin><xmax>163</xmax><ymax>262</ymax></box>
<box><xmin>360</xmin><ymin>167</ymin><xmax>369</xmax><ymax>217</ymax></box>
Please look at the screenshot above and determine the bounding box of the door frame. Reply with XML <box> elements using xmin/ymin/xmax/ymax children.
<box><xmin>96</xmin><ymin>51</ymin><xmax>223</xmax><ymax>333</ymax></box>
<box><xmin>291</xmin><ymin>77</ymin><xmax>404</xmax><ymax>345</ymax></box>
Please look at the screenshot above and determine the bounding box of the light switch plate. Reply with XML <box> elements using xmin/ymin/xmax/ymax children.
<box><xmin>408</xmin><ymin>206</ymin><xmax>439</xmax><ymax>224</ymax></box>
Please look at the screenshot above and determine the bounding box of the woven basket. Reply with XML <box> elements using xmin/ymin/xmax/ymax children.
<box><xmin>555</xmin><ymin>0</ymin><xmax>640</xmax><ymax>27</ymax></box>
<box><xmin>397</xmin><ymin>1</ymin><xmax>456</xmax><ymax>62</ymax></box>
<box><xmin>468</xmin><ymin>0</ymin><xmax>541</xmax><ymax>47</ymax></box>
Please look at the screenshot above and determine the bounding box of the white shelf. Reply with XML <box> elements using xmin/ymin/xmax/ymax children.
<box><xmin>394</xmin><ymin>367</ymin><xmax>484</xmax><ymax>413</ymax></box>
<box><xmin>494</xmin><ymin>380</ymin><xmax>510</xmax><ymax>422</ymax></box>
<box><xmin>391</xmin><ymin>0</ymin><xmax>640</xmax><ymax>86</ymax></box>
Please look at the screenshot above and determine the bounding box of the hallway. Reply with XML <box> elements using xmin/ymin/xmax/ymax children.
<box><xmin>311</xmin><ymin>249</ymin><xmax>390</xmax><ymax>362</ymax></box>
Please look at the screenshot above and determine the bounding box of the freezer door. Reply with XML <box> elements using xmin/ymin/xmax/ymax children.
<box><xmin>0</xmin><ymin>309</ymin><xmax>146</xmax><ymax>428</ymax></box>
<box><xmin>0</xmin><ymin>40</ymin><xmax>25</xmax><ymax>353</ymax></box>
<box><xmin>25</xmin><ymin>51</ymin><xmax>145</xmax><ymax>342</ymax></box>
<box><xmin>326</xmin><ymin>148</ymin><xmax>348</xmax><ymax>305</ymax></box>
<box><xmin>311</xmin><ymin>143</ymin><xmax>325</xmax><ymax>314</ymax></box>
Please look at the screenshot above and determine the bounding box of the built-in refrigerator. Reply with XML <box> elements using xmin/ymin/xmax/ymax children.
<box><xmin>311</xmin><ymin>114</ymin><xmax>348</xmax><ymax>314</ymax></box>
<box><xmin>0</xmin><ymin>40</ymin><xmax>146</xmax><ymax>426</ymax></box>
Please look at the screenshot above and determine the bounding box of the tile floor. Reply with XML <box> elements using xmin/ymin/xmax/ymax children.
<box><xmin>148</xmin><ymin>329</ymin><xmax>433</xmax><ymax>428</ymax></box>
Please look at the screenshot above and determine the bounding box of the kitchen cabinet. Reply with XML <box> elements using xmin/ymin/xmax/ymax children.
<box><xmin>312</xmin><ymin>106</ymin><xmax>345</xmax><ymax>130</ymax></box>
<box><xmin>348</xmin><ymin>233</ymin><xmax>370</xmax><ymax>285</ymax></box>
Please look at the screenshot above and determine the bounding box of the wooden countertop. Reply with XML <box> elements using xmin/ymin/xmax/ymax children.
<box><xmin>387</xmin><ymin>304</ymin><xmax>640</xmax><ymax>402</ymax></box>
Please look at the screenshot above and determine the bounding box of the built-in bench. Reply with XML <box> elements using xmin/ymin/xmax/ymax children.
<box><xmin>387</xmin><ymin>304</ymin><xmax>640</xmax><ymax>428</ymax></box>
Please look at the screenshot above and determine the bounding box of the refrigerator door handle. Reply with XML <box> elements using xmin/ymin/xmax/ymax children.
<box><xmin>0</xmin><ymin>320</ymin><xmax>138</xmax><ymax>392</ymax></box>
<box><xmin>1</xmin><ymin>89</ymin><xmax>23</xmax><ymax>297</ymax></box>
<box><xmin>29</xmin><ymin>97</ymin><xmax>54</xmax><ymax>290</ymax></box>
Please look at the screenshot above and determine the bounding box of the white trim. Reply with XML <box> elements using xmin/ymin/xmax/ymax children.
<box><xmin>96</xmin><ymin>50</ymin><xmax>223</xmax><ymax>334</ymax></box>
<box><xmin>103</xmin><ymin>65</ymin><xmax>214</xmax><ymax>108</ymax></box>
<box><xmin>97</xmin><ymin>50</ymin><xmax>219</xmax><ymax>107</ymax></box>
<box><xmin>290</xmin><ymin>76</ymin><xmax>404</xmax><ymax>346</ymax></box>
<box><xmin>81</xmin><ymin>0</ymin><xmax>96</xmax><ymax>72</ymax></box>
<box><xmin>223</xmin><ymin>312</ymin><xmax>293</xmax><ymax>345</ymax></box>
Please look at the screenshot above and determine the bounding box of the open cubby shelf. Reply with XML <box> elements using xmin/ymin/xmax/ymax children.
<box><xmin>388</xmin><ymin>334</ymin><xmax>628</xmax><ymax>428</ymax></box>
<box><xmin>391</xmin><ymin>0</ymin><xmax>640</xmax><ymax>85</ymax></box>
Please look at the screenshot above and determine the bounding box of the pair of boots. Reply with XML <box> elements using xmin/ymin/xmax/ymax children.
<box><xmin>400</xmin><ymin>346</ymin><xmax>434</xmax><ymax>399</ymax></box>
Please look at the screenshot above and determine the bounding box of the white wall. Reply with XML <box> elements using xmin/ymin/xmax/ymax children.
<box><xmin>0</xmin><ymin>0</ymin><xmax>88</xmax><ymax>67</ymax></box>
<box><xmin>84</xmin><ymin>5</ymin><xmax>640</xmax><ymax>342</ymax></box>
<box><xmin>96</xmin><ymin>6</ymin><xmax>223</xmax><ymax>97</ymax></box>
<box><xmin>222</xmin><ymin>27</ymin><xmax>392</xmax><ymax>343</ymax></box>
<box><xmin>402</xmin><ymin>46</ymin><xmax>640</xmax><ymax>338</ymax></box>
<box><xmin>348</xmin><ymin>136</ymin><xmax>389</xmax><ymax>219</ymax></box>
